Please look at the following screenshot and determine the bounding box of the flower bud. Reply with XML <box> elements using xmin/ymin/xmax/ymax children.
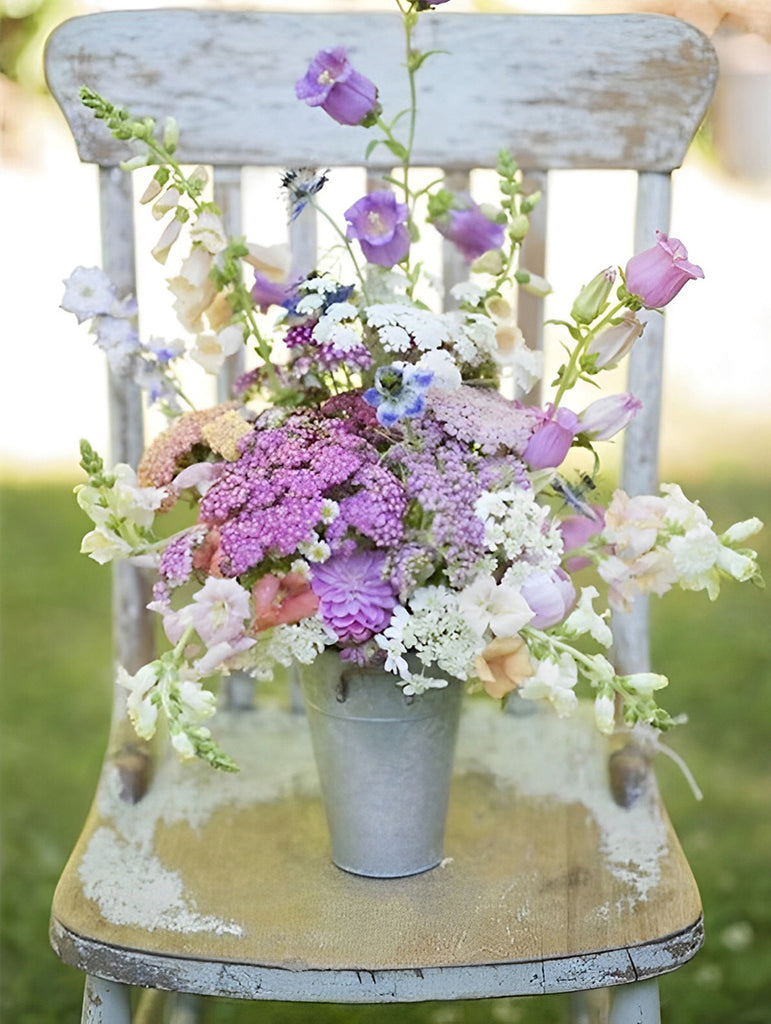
<box><xmin>578</xmin><ymin>393</ymin><xmax>642</xmax><ymax>441</ymax></box>
<box><xmin>520</xmin><ymin>568</ymin><xmax>576</xmax><ymax>628</ymax></box>
<box><xmin>571</xmin><ymin>267</ymin><xmax>616</xmax><ymax>325</ymax></box>
<box><xmin>586</xmin><ymin>312</ymin><xmax>644</xmax><ymax>369</ymax></box>
<box><xmin>151</xmin><ymin>218</ymin><xmax>183</xmax><ymax>264</ymax></box>
<box><xmin>515</xmin><ymin>269</ymin><xmax>552</xmax><ymax>297</ymax></box>
<box><xmin>471</xmin><ymin>248</ymin><xmax>505</xmax><ymax>275</ymax></box>
<box><xmin>508</xmin><ymin>213</ymin><xmax>530</xmax><ymax>242</ymax></box>
<box><xmin>152</xmin><ymin>187</ymin><xmax>181</xmax><ymax>220</ymax></box>
<box><xmin>163</xmin><ymin>116</ymin><xmax>179</xmax><ymax>151</ymax></box>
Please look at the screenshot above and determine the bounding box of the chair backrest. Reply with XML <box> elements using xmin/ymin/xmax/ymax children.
<box><xmin>45</xmin><ymin>9</ymin><xmax>717</xmax><ymax>685</ymax></box>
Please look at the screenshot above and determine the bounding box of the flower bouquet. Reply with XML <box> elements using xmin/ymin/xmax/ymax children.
<box><xmin>62</xmin><ymin>0</ymin><xmax>762</xmax><ymax>856</ymax></box>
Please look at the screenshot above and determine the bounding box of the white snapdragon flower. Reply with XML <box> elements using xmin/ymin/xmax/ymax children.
<box><xmin>80</xmin><ymin>527</ymin><xmax>134</xmax><ymax>565</ymax></box>
<box><xmin>594</xmin><ymin>693</ymin><xmax>616</xmax><ymax>735</ymax></box>
<box><xmin>188</xmin><ymin>577</ymin><xmax>252</xmax><ymax>647</ymax></box>
<box><xmin>458</xmin><ymin>574</ymin><xmax>533</xmax><ymax>638</ymax></box>
<box><xmin>519</xmin><ymin>653</ymin><xmax>579</xmax><ymax>717</ymax></box>
<box><xmin>562</xmin><ymin>586</ymin><xmax>613</xmax><ymax>648</ymax></box>
<box><xmin>117</xmin><ymin>663</ymin><xmax>160</xmax><ymax>739</ymax></box>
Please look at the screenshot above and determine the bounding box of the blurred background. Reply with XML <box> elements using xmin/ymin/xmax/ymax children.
<box><xmin>1</xmin><ymin>0</ymin><xmax>770</xmax><ymax>1021</ymax></box>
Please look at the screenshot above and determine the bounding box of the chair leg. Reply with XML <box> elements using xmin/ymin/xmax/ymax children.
<box><xmin>608</xmin><ymin>979</ymin><xmax>660</xmax><ymax>1024</ymax></box>
<box><xmin>570</xmin><ymin>988</ymin><xmax>610</xmax><ymax>1023</ymax></box>
<box><xmin>81</xmin><ymin>975</ymin><xmax>132</xmax><ymax>1024</ymax></box>
<box><xmin>168</xmin><ymin>992</ymin><xmax>204</xmax><ymax>1023</ymax></box>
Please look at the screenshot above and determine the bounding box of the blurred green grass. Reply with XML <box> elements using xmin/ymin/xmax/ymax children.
<box><xmin>1</xmin><ymin>476</ymin><xmax>769</xmax><ymax>1023</ymax></box>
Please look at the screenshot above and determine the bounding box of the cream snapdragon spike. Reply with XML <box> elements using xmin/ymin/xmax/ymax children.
<box><xmin>63</xmin><ymin>0</ymin><xmax>762</xmax><ymax>770</ymax></box>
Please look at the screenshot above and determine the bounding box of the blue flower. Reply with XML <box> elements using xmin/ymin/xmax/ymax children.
<box><xmin>363</xmin><ymin>363</ymin><xmax>434</xmax><ymax>427</ymax></box>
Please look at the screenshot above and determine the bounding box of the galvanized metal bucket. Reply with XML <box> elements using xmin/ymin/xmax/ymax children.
<box><xmin>299</xmin><ymin>652</ymin><xmax>463</xmax><ymax>878</ymax></box>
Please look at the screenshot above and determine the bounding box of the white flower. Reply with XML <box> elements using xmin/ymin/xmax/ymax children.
<box><xmin>168</xmin><ymin>247</ymin><xmax>218</xmax><ymax>332</ymax></box>
<box><xmin>117</xmin><ymin>663</ymin><xmax>160</xmax><ymax>739</ymax></box>
<box><xmin>190</xmin><ymin>211</ymin><xmax>228</xmax><ymax>254</ymax></box>
<box><xmin>716</xmin><ymin>545</ymin><xmax>760</xmax><ymax>583</ymax></box>
<box><xmin>61</xmin><ymin>266</ymin><xmax>117</xmax><ymax>323</ymax></box>
<box><xmin>562</xmin><ymin>586</ymin><xmax>613</xmax><ymax>648</ymax></box>
<box><xmin>152</xmin><ymin>187</ymin><xmax>180</xmax><ymax>219</ymax></box>
<box><xmin>189</xmin><ymin>577</ymin><xmax>252</xmax><ymax>646</ymax></box>
<box><xmin>594</xmin><ymin>693</ymin><xmax>616</xmax><ymax>735</ymax></box>
<box><xmin>152</xmin><ymin>218</ymin><xmax>183</xmax><ymax>264</ymax></box>
<box><xmin>660</xmin><ymin>483</ymin><xmax>712</xmax><ymax>532</ymax></box>
<box><xmin>399</xmin><ymin>673</ymin><xmax>449</xmax><ymax>696</ymax></box>
<box><xmin>669</xmin><ymin>524</ymin><xmax>720</xmax><ymax>580</ymax></box>
<box><xmin>80</xmin><ymin>527</ymin><xmax>133</xmax><ymax>564</ymax></box>
<box><xmin>417</xmin><ymin>349</ymin><xmax>462</xmax><ymax>391</ymax></box>
<box><xmin>170</xmin><ymin>730</ymin><xmax>196</xmax><ymax>759</ymax></box>
<box><xmin>191</xmin><ymin>323</ymin><xmax>244</xmax><ymax>374</ymax></box>
<box><xmin>457</xmin><ymin>574</ymin><xmax>533</xmax><ymax>638</ymax></box>
<box><xmin>519</xmin><ymin>653</ymin><xmax>579</xmax><ymax>717</ymax></box>
<box><xmin>623</xmin><ymin>672</ymin><xmax>668</xmax><ymax>698</ymax></box>
<box><xmin>178</xmin><ymin>679</ymin><xmax>218</xmax><ymax>721</ymax></box>
<box><xmin>450</xmin><ymin>281</ymin><xmax>486</xmax><ymax>305</ymax></box>
<box><xmin>721</xmin><ymin>517</ymin><xmax>763</xmax><ymax>545</ymax></box>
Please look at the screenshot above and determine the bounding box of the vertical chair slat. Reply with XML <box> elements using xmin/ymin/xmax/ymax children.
<box><xmin>441</xmin><ymin>169</ymin><xmax>471</xmax><ymax>307</ymax></box>
<box><xmin>517</xmin><ymin>170</ymin><xmax>548</xmax><ymax>402</ymax></box>
<box><xmin>99</xmin><ymin>168</ymin><xmax>155</xmax><ymax>680</ymax></box>
<box><xmin>611</xmin><ymin>170</ymin><xmax>672</xmax><ymax>676</ymax></box>
<box><xmin>213</xmin><ymin>166</ymin><xmax>245</xmax><ymax>403</ymax></box>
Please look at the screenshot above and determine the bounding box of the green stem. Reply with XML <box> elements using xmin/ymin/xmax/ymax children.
<box><xmin>309</xmin><ymin>195</ymin><xmax>370</xmax><ymax>300</ymax></box>
<box><xmin>552</xmin><ymin>300</ymin><xmax>627</xmax><ymax>408</ymax></box>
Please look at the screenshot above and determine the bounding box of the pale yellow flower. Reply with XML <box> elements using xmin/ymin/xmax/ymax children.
<box><xmin>474</xmin><ymin>635</ymin><xmax>533</xmax><ymax>699</ymax></box>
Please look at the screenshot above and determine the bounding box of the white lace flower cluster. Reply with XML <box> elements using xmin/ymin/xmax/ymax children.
<box><xmin>475</xmin><ymin>486</ymin><xmax>564</xmax><ymax>584</ymax></box>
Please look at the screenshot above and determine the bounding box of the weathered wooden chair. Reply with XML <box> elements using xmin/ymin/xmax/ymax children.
<box><xmin>45</xmin><ymin>10</ymin><xmax>717</xmax><ymax>1023</ymax></box>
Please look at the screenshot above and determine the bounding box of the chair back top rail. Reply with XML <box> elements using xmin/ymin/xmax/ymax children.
<box><xmin>45</xmin><ymin>10</ymin><xmax>717</xmax><ymax>172</ymax></box>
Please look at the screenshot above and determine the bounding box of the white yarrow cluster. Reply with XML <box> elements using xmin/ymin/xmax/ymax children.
<box><xmin>475</xmin><ymin>487</ymin><xmax>563</xmax><ymax>581</ymax></box>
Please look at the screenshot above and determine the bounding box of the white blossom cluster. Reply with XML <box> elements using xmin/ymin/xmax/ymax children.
<box><xmin>475</xmin><ymin>486</ymin><xmax>564</xmax><ymax>583</ymax></box>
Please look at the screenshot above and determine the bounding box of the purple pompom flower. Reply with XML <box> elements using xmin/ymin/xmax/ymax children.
<box><xmin>624</xmin><ymin>231</ymin><xmax>704</xmax><ymax>309</ymax></box>
<box><xmin>295</xmin><ymin>48</ymin><xmax>379</xmax><ymax>127</ymax></box>
<box><xmin>344</xmin><ymin>191</ymin><xmax>410</xmax><ymax>268</ymax></box>
<box><xmin>311</xmin><ymin>549</ymin><xmax>397</xmax><ymax>644</ymax></box>
<box><xmin>363</xmin><ymin>363</ymin><xmax>434</xmax><ymax>427</ymax></box>
<box><xmin>432</xmin><ymin>199</ymin><xmax>504</xmax><ymax>263</ymax></box>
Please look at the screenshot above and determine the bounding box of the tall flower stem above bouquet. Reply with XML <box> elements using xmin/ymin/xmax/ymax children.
<box><xmin>63</xmin><ymin>0</ymin><xmax>763</xmax><ymax>771</ymax></box>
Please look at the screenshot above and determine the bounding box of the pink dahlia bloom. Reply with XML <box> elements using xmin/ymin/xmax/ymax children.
<box><xmin>624</xmin><ymin>231</ymin><xmax>703</xmax><ymax>309</ymax></box>
<box><xmin>311</xmin><ymin>550</ymin><xmax>397</xmax><ymax>644</ymax></box>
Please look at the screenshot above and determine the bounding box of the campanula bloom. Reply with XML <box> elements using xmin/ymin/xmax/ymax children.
<box><xmin>344</xmin><ymin>191</ymin><xmax>411</xmax><ymax>267</ymax></box>
<box><xmin>296</xmin><ymin>48</ymin><xmax>380</xmax><ymax>126</ymax></box>
<box><xmin>578</xmin><ymin>393</ymin><xmax>642</xmax><ymax>441</ymax></box>
<box><xmin>523</xmin><ymin>406</ymin><xmax>578</xmax><ymax>470</ymax></box>
<box><xmin>432</xmin><ymin>198</ymin><xmax>505</xmax><ymax>263</ymax></box>
<box><xmin>625</xmin><ymin>231</ymin><xmax>704</xmax><ymax>309</ymax></box>
<box><xmin>363</xmin><ymin>362</ymin><xmax>434</xmax><ymax>427</ymax></box>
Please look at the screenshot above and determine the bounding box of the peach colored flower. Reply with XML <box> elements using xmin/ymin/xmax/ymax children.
<box><xmin>474</xmin><ymin>635</ymin><xmax>533</xmax><ymax>699</ymax></box>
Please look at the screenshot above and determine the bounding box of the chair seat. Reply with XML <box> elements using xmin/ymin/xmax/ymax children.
<box><xmin>50</xmin><ymin>699</ymin><xmax>702</xmax><ymax>1002</ymax></box>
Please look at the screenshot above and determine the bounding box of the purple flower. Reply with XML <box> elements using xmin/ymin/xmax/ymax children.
<box><xmin>363</xmin><ymin>363</ymin><xmax>433</xmax><ymax>427</ymax></box>
<box><xmin>624</xmin><ymin>231</ymin><xmax>704</xmax><ymax>309</ymax></box>
<box><xmin>578</xmin><ymin>393</ymin><xmax>642</xmax><ymax>441</ymax></box>
<box><xmin>312</xmin><ymin>549</ymin><xmax>397</xmax><ymax>644</ymax></box>
<box><xmin>523</xmin><ymin>406</ymin><xmax>578</xmax><ymax>470</ymax></box>
<box><xmin>251</xmin><ymin>272</ymin><xmax>295</xmax><ymax>313</ymax></box>
<box><xmin>295</xmin><ymin>48</ymin><xmax>379</xmax><ymax>127</ymax></box>
<box><xmin>520</xmin><ymin>567</ymin><xmax>576</xmax><ymax>628</ymax></box>
<box><xmin>344</xmin><ymin>191</ymin><xmax>410</xmax><ymax>267</ymax></box>
<box><xmin>560</xmin><ymin>509</ymin><xmax>605</xmax><ymax>572</ymax></box>
<box><xmin>432</xmin><ymin>200</ymin><xmax>504</xmax><ymax>263</ymax></box>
